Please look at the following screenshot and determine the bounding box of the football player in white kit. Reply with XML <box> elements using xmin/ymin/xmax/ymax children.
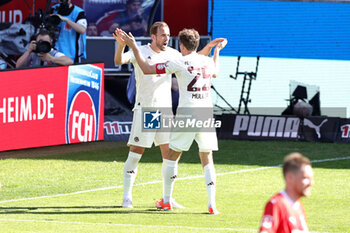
<box><xmin>113</xmin><ymin>22</ymin><xmax>225</xmax><ymax>208</ymax></box>
<box><xmin>115</xmin><ymin>27</ymin><xmax>227</xmax><ymax>214</ymax></box>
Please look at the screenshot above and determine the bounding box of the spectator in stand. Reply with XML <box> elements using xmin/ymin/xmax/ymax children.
<box><xmin>16</xmin><ymin>29</ymin><xmax>73</xmax><ymax>68</ymax></box>
<box><xmin>101</xmin><ymin>23</ymin><xmax>120</xmax><ymax>37</ymax></box>
<box><xmin>127</xmin><ymin>15</ymin><xmax>146</xmax><ymax>37</ymax></box>
<box><xmin>97</xmin><ymin>0</ymin><xmax>147</xmax><ymax>37</ymax></box>
<box><xmin>87</xmin><ymin>22</ymin><xmax>98</xmax><ymax>36</ymax></box>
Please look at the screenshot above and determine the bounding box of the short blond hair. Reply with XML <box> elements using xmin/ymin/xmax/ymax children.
<box><xmin>283</xmin><ymin>153</ymin><xmax>311</xmax><ymax>178</ymax></box>
<box><xmin>149</xmin><ymin>21</ymin><xmax>169</xmax><ymax>36</ymax></box>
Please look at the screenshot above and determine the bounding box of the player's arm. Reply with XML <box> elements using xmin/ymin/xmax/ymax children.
<box><xmin>117</xmin><ymin>29</ymin><xmax>157</xmax><ymax>74</ymax></box>
<box><xmin>40</xmin><ymin>52</ymin><xmax>73</xmax><ymax>66</ymax></box>
<box><xmin>56</xmin><ymin>12</ymin><xmax>87</xmax><ymax>34</ymax></box>
<box><xmin>16</xmin><ymin>40</ymin><xmax>36</xmax><ymax>68</ymax></box>
<box><xmin>259</xmin><ymin>199</ymin><xmax>279</xmax><ymax>233</ymax></box>
<box><xmin>113</xmin><ymin>29</ymin><xmax>131</xmax><ymax>65</ymax></box>
<box><xmin>212</xmin><ymin>39</ymin><xmax>227</xmax><ymax>78</ymax></box>
<box><xmin>198</xmin><ymin>38</ymin><xmax>226</xmax><ymax>56</ymax></box>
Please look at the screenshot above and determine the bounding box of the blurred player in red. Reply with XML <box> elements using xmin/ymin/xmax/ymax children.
<box><xmin>115</xmin><ymin>27</ymin><xmax>226</xmax><ymax>214</ymax></box>
<box><xmin>113</xmin><ymin>22</ymin><xmax>224</xmax><ymax>209</ymax></box>
<box><xmin>259</xmin><ymin>153</ymin><xmax>314</xmax><ymax>233</ymax></box>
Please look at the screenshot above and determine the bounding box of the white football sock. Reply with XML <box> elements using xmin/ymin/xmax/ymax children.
<box><xmin>163</xmin><ymin>159</ymin><xmax>178</xmax><ymax>204</ymax></box>
<box><xmin>161</xmin><ymin>158</ymin><xmax>166</xmax><ymax>178</ymax></box>
<box><xmin>123</xmin><ymin>151</ymin><xmax>142</xmax><ymax>200</ymax></box>
<box><xmin>204</xmin><ymin>163</ymin><xmax>217</xmax><ymax>209</ymax></box>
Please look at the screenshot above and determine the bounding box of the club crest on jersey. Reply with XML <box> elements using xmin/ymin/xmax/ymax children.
<box><xmin>261</xmin><ymin>215</ymin><xmax>273</xmax><ymax>229</ymax></box>
<box><xmin>143</xmin><ymin>110</ymin><xmax>161</xmax><ymax>129</ymax></box>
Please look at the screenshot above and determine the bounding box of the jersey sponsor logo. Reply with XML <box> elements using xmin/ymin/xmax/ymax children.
<box><xmin>104</xmin><ymin>121</ymin><xmax>132</xmax><ymax>135</ymax></box>
<box><xmin>143</xmin><ymin>110</ymin><xmax>161</xmax><ymax>129</ymax></box>
<box><xmin>340</xmin><ymin>124</ymin><xmax>350</xmax><ymax>138</ymax></box>
<box><xmin>303</xmin><ymin>118</ymin><xmax>328</xmax><ymax>138</ymax></box>
<box><xmin>233</xmin><ymin>115</ymin><xmax>300</xmax><ymax>138</ymax></box>
<box><xmin>261</xmin><ymin>215</ymin><xmax>273</xmax><ymax>229</ymax></box>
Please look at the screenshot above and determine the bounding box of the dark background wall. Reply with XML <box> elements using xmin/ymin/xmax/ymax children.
<box><xmin>163</xmin><ymin>0</ymin><xmax>208</xmax><ymax>36</ymax></box>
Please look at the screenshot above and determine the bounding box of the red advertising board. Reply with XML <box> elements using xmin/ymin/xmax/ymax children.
<box><xmin>0</xmin><ymin>0</ymin><xmax>81</xmax><ymax>24</ymax></box>
<box><xmin>0</xmin><ymin>0</ymin><xmax>47</xmax><ymax>23</ymax></box>
<box><xmin>0</xmin><ymin>63</ymin><xmax>104</xmax><ymax>151</ymax></box>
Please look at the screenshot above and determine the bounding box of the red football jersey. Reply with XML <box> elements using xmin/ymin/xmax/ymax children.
<box><xmin>260</xmin><ymin>191</ymin><xmax>309</xmax><ymax>233</ymax></box>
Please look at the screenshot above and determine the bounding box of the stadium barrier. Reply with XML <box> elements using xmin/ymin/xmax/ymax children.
<box><xmin>218</xmin><ymin>114</ymin><xmax>350</xmax><ymax>143</ymax></box>
<box><xmin>104</xmin><ymin>113</ymin><xmax>350</xmax><ymax>143</ymax></box>
<box><xmin>0</xmin><ymin>63</ymin><xmax>104</xmax><ymax>152</ymax></box>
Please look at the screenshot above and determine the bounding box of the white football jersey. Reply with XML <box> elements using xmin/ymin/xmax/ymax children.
<box><xmin>125</xmin><ymin>44</ymin><xmax>181</xmax><ymax>109</ymax></box>
<box><xmin>158</xmin><ymin>53</ymin><xmax>216</xmax><ymax>108</ymax></box>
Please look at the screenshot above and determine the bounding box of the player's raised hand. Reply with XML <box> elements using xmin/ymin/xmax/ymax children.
<box><xmin>208</xmin><ymin>38</ymin><xmax>226</xmax><ymax>48</ymax></box>
<box><xmin>113</xmin><ymin>28</ymin><xmax>126</xmax><ymax>46</ymax></box>
<box><xmin>215</xmin><ymin>39</ymin><xmax>228</xmax><ymax>52</ymax></box>
<box><xmin>119</xmin><ymin>30</ymin><xmax>137</xmax><ymax>48</ymax></box>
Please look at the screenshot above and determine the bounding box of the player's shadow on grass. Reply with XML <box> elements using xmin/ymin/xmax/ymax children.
<box><xmin>0</xmin><ymin>206</ymin><xmax>198</xmax><ymax>215</ymax></box>
<box><xmin>3</xmin><ymin>140</ymin><xmax>350</xmax><ymax>169</ymax></box>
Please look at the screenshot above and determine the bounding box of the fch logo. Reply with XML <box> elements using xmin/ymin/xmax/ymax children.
<box><xmin>143</xmin><ymin>110</ymin><xmax>161</xmax><ymax>129</ymax></box>
<box><xmin>65</xmin><ymin>64</ymin><xmax>103</xmax><ymax>144</ymax></box>
<box><xmin>68</xmin><ymin>91</ymin><xmax>96</xmax><ymax>143</ymax></box>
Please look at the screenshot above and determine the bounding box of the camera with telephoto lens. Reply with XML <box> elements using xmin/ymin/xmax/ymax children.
<box><xmin>44</xmin><ymin>14</ymin><xmax>61</xmax><ymax>27</ymax></box>
<box><xmin>56</xmin><ymin>0</ymin><xmax>70</xmax><ymax>16</ymax></box>
<box><xmin>34</xmin><ymin>40</ymin><xmax>51</xmax><ymax>53</ymax></box>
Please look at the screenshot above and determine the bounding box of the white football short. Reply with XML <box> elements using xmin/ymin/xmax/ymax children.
<box><xmin>169</xmin><ymin>131</ymin><xmax>218</xmax><ymax>152</ymax></box>
<box><xmin>127</xmin><ymin>108</ymin><xmax>170</xmax><ymax>148</ymax></box>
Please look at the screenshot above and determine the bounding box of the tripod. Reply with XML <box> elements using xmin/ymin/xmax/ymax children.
<box><xmin>211</xmin><ymin>84</ymin><xmax>238</xmax><ymax>113</ymax></box>
<box><xmin>230</xmin><ymin>56</ymin><xmax>260</xmax><ymax>114</ymax></box>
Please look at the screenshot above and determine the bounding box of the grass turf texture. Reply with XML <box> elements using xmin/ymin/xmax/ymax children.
<box><xmin>0</xmin><ymin>140</ymin><xmax>349</xmax><ymax>232</ymax></box>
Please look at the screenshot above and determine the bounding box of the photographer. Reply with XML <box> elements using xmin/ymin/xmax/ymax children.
<box><xmin>16</xmin><ymin>29</ymin><xmax>73</xmax><ymax>68</ymax></box>
<box><xmin>52</xmin><ymin>0</ymin><xmax>87</xmax><ymax>63</ymax></box>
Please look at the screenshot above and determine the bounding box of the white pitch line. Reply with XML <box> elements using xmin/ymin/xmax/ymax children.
<box><xmin>0</xmin><ymin>218</ymin><xmax>256</xmax><ymax>232</ymax></box>
<box><xmin>0</xmin><ymin>218</ymin><xmax>327</xmax><ymax>233</ymax></box>
<box><xmin>0</xmin><ymin>156</ymin><xmax>349</xmax><ymax>204</ymax></box>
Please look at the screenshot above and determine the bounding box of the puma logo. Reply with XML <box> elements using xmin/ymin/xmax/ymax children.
<box><xmin>303</xmin><ymin>119</ymin><xmax>328</xmax><ymax>138</ymax></box>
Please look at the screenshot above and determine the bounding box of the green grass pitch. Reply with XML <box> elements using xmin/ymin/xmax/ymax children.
<box><xmin>0</xmin><ymin>140</ymin><xmax>349</xmax><ymax>232</ymax></box>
